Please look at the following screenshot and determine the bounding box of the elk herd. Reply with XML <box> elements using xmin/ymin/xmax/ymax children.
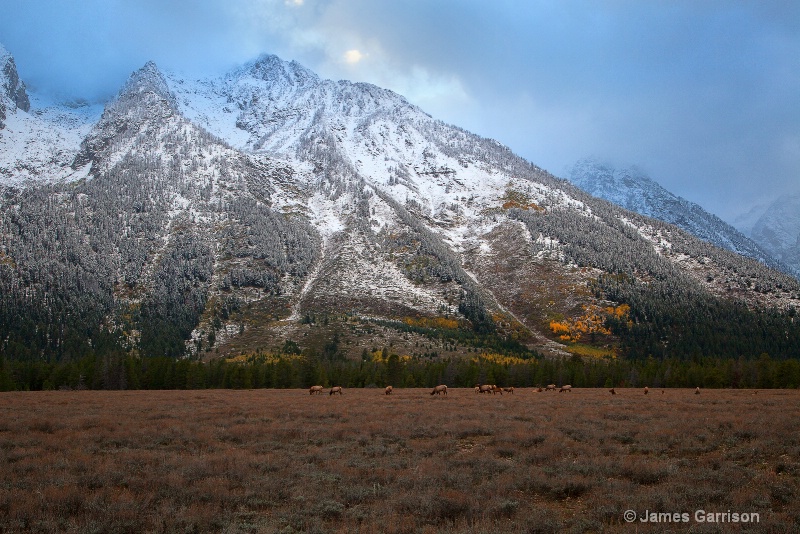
<box><xmin>309</xmin><ymin>385</ymin><xmax>704</xmax><ymax>396</ymax></box>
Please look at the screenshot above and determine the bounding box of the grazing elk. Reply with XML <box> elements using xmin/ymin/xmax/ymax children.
<box><xmin>491</xmin><ymin>385</ymin><xmax>503</xmax><ymax>395</ymax></box>
<box><xmin>431</xmin><ymin>385</ymin><xmax>448</xmax><ymax>396</ymax></box>
<box><xmin>546</xmin><ymin>384</ymin><xmax>557</xmax><ymax>391</ymax></box>
<box><xmin>503</xmin><ymin>387</ymin><xmax>514</xmax><ymax>394</ymax></box>
<box><xmin>329</xmin><ymin>386</ymin><xmax>343</xmax><ymax>395</ymax></box>
<box><xmin>385</xmin><ymin>386</ymin><xmax>393</xmax><ymax>395</ymax></box>
<box><xmin>609</xmin><ymin>388</ymin><xmax>616</xmax><ymax>395</ymax></box>
<box><xmin>559</xmin><ymin>385</ymin><xmax>572</xmax><ymax>393</ymax></box>
<box><xmin>309</xmin><ymin>385</ymin><xmax>324</xmax><ymax>395</ymax></box>
<box><xmin>476</xmin><ymin>384</ymin><xmax>493</xmax><ymax>394</ymax></box>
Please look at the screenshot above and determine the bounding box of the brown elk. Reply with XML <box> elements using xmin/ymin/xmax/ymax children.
<box><xmin>609</xmin><ymin>388</ymin><xmax>616</xmax><ymax>395</ymax></box>
<box><xmin>430</xmin><ymin>385</ymin><xmax>448</xmax><ymax>396</ymax></box>
<box><xmin>502</xmin><ymin>387</ymin><xmax>514</xmax><ymax>394</ymax></box>
<box><xmin>559</xmin><ymin>385</ymin><xmax>572</xmax><ymax>393</ymax></box>
<box><xmin>644</xmin><ymin>386</ymin><xmax>649</xmax><ymax>395</ymax></box>
<box><xmin>491</xmin><ymin>385</ymin><xmax>503</xmax><ymax>395</ymax></box>
<box><xmin>476</xmin><ymin>384</ymin><xmax>493</xmax><ymax>394</ymax></box>
<box><xmin>385</xmin><ymin>386</ymin><xmax>393</xmax><ymax>395</ymax></box>
<box><xmin>546</xmin><ymin>384</ymin><xmax>557</xmax><ymax>391</ymax></box>
<box><xmin>309</xmin><ymin>385</ymin><xmax>324</xmax><ymax>395</ymax></box>
<box><xmin>329</xmin><ymin>386</ymin><xmax>343</xmax><ymax>395</ymax></box>
<box><xmin>695</xmin><ymin>387</ymin><xmax>700</xmax><ymax>395</ymax></box>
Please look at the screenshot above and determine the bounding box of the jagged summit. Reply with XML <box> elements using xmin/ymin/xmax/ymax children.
<box><xmin>71</xmin><ymin>60</ymin><xmax>188</xmax><ymax>171</ymax></box>
<box><xmin>0</xmin><ymin>43</ymin><xmax>30</xmax><ymax>128</ymax></box>
<box><xmin>237</xmin><ymin>53</ymin><xmax>320</xmax><ymax>88</ymax></box>
<box><xmin>118</xmin><ymin>61</ymin><xmax>177</xmax><ymax>109</ymax></box>
<box><xmin>168</xmin><ymin>53</ymin><xmax>424</xmax><ymax>169</ymax></box>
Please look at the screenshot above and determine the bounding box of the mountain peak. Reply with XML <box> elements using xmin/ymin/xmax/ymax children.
<box><xmin>234</xmin><ymin>53</ymin><xmax>320</xmax><ymax>88</ymax></box>
<box><xmin>119</xmin><ymin>60</ymin><xmax>177</xmax><ymax>109</ymax></box>
<box><xmin>0</xmin><ymin>43</ymin><xmax>31</xmax><ymax>118</ymax></box>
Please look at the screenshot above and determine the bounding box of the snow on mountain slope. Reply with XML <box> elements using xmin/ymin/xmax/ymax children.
<box><xmin>0</xmin><ymin>93</ymin><xmax>101</xmax><ymax>186</ymax></box>
<box><xmin>167</xmin><ymin>55</ymin><xmax>583</xmax><ymax>241</ymax></box>
<box><xmin>0</xmin><ymin>43</ymin><xmax>102</xmax><ymax>186</ymax></box>
<box><xmin>568</xmin><ymin>159</ymin><xmax>788</xmax><ymax>273</ymax></box>
<box><xmin>168</xmin><ymin>55</ymin><xmax>800</xmax><ymax>311</ymax></box>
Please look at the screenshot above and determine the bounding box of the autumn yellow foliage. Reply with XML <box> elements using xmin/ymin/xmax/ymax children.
<box><xmin>369</xmin><ymin>349</ymin><xmax>412</xmax><ymax>363</ymax></box>
<box><xmin>549</xmin><ymin>304</ymin><xmax>630</xmax><ymax>343</ymax></box>
<box><xmin>549</xmin><ymin>321</ymin><xmax>570</xmax><ymax>335</ymax></box>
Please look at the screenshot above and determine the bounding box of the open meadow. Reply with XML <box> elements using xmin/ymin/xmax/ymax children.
<box><xmin>1</xmin><ymin>388</ymin><xmax>799</xmax><ymax>533</ymax></box>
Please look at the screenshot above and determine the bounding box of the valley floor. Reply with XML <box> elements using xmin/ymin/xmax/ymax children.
<box><xmin>1</xmin><ymin>388</ymin><xmax>798</xmax><ymax>532</ymax></box>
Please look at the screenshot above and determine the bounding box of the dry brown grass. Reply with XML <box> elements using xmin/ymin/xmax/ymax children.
<box><xmin>1</xmin><ymin>388</ymin><xmax>798</xmax><ymax>532</ymax></box>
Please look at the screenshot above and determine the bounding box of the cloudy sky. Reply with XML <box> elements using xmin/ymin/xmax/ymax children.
<box><xmin>2</xmin><ymin>0</ymin><xmax>798</xmax><ymax>222</ymax></box>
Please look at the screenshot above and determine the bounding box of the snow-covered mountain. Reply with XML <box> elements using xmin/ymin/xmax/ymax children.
<box><xmin>2</xmin><ymin>44</ymin><xmax>800</xmax><ymax>362</ymax></box>
<box><xmin>567</xmin><ymin>159</ymin><xmax>788</xmax><ymax>273</ymax></box>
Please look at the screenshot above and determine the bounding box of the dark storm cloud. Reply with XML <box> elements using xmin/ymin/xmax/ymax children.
<box><xmin>1</xmin><ymin>0</ymin><xmax>798</xmax><ymax>219</ymax></box>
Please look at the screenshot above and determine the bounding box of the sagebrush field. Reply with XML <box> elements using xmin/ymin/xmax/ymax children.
<box><xmin>1</xmin><ymin>388</ymin><xmax>798</xmax><ymax>532</ymax></box>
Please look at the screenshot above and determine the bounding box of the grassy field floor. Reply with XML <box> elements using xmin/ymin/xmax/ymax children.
<box><xmin>1</xmin><ymin>388</ymin><xmax>798</xmax><ymax>532</ymax></box>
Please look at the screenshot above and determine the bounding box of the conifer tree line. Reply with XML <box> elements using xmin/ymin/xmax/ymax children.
<box><xmin>2</xmin><ymin>351</ymin><xmax>798</xmax><ymax>391</ymax></box>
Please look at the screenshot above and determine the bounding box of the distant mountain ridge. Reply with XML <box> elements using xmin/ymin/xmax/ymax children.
<box><xmin>747</xmin><ymin>194</ymin><xmax>800</xmax><ymax>278</ymax></box>
<box><xmin>568</xmin><ymin>159</ymin><xmax>791</xmax><ymax>275</ymax></box>
<box><xmin>2</xmin><ymin>43</ymin><xmax>800</xmax><ymax>364</ymax></box>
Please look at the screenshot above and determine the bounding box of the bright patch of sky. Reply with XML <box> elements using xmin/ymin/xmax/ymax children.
<box><xmin>1</xmin><ymin>0</ymin><xmax>798</xmax><ymax>221</ymax></box>
<box><xmin>342</xmin><ymin>49</ymin><xmax>363</xmax><ymax>64</ymax></box>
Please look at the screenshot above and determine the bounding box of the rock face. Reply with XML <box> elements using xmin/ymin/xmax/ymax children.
<box><xmin>1</xmin><ymin>46</ymin><xmax>800</xmax><ymax>363</ymax></box>
<box><xmin>0</xmin><ymin>44</ymin><xmax>30</xmax><ymax>128</ymax></box>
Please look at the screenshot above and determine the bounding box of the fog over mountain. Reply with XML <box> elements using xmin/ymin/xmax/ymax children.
<box><xmin>745</xmin><ymin>194</ymin><xmax>800</xmax><ymax>279</ymax></box>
